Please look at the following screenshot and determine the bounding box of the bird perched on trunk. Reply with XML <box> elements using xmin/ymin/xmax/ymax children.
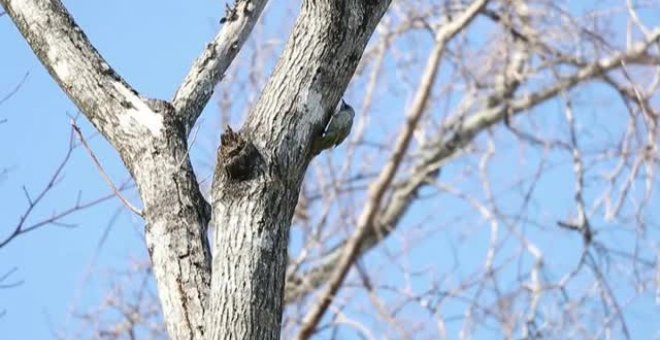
<box><xmin>312</xmin><ymin>99</ymin><xmax>355</xmax><ymax>155</ymax></box>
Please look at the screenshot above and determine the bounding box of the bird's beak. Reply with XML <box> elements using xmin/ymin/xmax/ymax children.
<box><xmin>341</xmin><ymin>99</ymin><xmax>347</xmax><ymax>109</ymax></box>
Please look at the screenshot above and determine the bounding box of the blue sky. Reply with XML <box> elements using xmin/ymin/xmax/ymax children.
<box><xmin>1</xmin><ymin>1</ymin><xmax>659</xmax><ymax>339</ymax></box>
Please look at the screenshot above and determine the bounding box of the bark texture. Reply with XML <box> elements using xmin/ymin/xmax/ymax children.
<box><xmin>1</xmin><ymin>1</ymin><xmax>212</xmax><ymax>338</ymax></box>
<box><xmin>2</xmin><ymin>1</ymin><xmax>215</xmax><ymax>337</ymax></box>
<box><xmin>207</xmin><ymin>1</ymin><xmax>391</xmax><ymax>338</ymax></box>
<box><xmin>1</xmin><ymin>0</ymin><xmax>392</xmax><ymax>338</ymax></box>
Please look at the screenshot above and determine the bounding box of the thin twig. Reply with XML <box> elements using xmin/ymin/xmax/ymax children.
<box><xmin>0</xmin><ymin>72</ymin><xmax>29</xmax><ymax>106</ymax></box>
<box><xmin>71</xmin><ymin>120</ymin><xmax>143</xmax><ymax>217</ymax></box>
<box><xmin>0</xmin><ymin>267</ymin><xmax>23</xmax><ymax>289</ymax></box>
<box><xmin>0</xmin><ymin>127</ymin><xmax>77</xmax><ymax>248</ymax></box>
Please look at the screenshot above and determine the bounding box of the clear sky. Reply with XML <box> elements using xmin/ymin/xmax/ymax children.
<box><xmin>1</xmin><ymin>1</ymin><xmax>659</xmax><ymax>339</ymax></box>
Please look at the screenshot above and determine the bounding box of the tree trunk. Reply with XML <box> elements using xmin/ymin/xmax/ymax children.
<box><xmin>1</xmin><ymin>0</ymin><xmax>392</xmax><ymax>338</ymax></box>
<box><xmin>206</xmin><ymin>2</ymin><xmax>391</xmax><ymax>338</ymax></box>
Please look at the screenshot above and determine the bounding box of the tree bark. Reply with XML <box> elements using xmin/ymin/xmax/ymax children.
<box><xmin>206</xmin><ymin>1</ymin><xmax>391</xmax><ymax>338</ymax></box>
<box><xmin>0</xmin><ymin>1</ymin><xmax>215</xmax><ymax>337</ymax></box>
<box><xmin>1</xmin><ymin>0</ymin><xmax>393</xmax><ymax>338</ymax></box>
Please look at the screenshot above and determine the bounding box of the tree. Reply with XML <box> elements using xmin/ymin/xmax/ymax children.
<box><xmin>2</xmin><ymin>0</ymin><xmax>659</xmax><ymax>339</ymax></box>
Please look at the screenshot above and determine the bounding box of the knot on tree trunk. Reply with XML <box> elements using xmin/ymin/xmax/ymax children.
<box><xmin>220</xmin><ymin>125</ymin><xmax>261</xmax><ymax>181</ymax></box>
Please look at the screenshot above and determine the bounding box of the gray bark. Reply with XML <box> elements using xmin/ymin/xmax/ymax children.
<box><xmin>207</xmin><ymin>2</ymin><xmax>391</xmax><ymax>338</ymax></box>
<box><xmin>0</xmin><ymin>2</ymin><xmax>213</xmax><ymax>337</ymax></box>
<box><xmin>0</xmin><ymin>0</ymin><xmax>391</xmax><ymax>338</ymax></box>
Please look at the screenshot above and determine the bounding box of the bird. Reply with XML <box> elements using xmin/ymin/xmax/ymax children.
<box><xmin>313</xmin><ymin>99</ymin><xmax>355</xmax><ymax>154</ymax></box>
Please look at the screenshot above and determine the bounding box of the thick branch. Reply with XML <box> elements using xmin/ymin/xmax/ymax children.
<box><xmin>119</xmin><ymin>103</ymin><xmax>212</xmax><ymax>340</ymax></box>
<box><xmin>0</xmin><ymin>0</ymin><xmax>164</xmax><ymax>146</ymax></box>
<box><xmin>172</xmin><ymin>0</ymin><xmax>269</xmax><ymax>134</ymax></box>
<box><xmin>2</xmin><ymin>2</ymin><xmax>214</xmax><ymax>338</ymax></box>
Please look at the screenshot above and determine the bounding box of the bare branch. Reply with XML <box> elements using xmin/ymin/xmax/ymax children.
<box><xmin>296</xmin><ymin>1</ymin><xmax>490</xmax><ymax>337</ymax></box>
<box><xmin>0</xmin><ymin>71</ymin><xmax>28</xmax><ymax>106</ymax></box>
<box><xmin>1</xmin><ymin>124</ymin><xmax>135</xmax><ymax>249</ymax></box>
<box><xmin>286</xmin><ymin>22</ymin><xmax>660</xmax><ymax>311</ymax></box>
<box><xmin>6</xmin><ymin>1</ymin><xmax>659</xmax><ymax>338</ymax></box>
<box><xmin>71</xmin><ymin>120</ymin><xmax>143</xmax><ymax>217</ymax></box>
<box><xmin>1</xmin><ymin>0</ymin><xmax>165</xmax><ymax>146</ymax></box>
<box><xmin>0</xmin><ymin>267</ymin><xmax>23</xmax><ymax>289</ymax></box>
<box><xmin>172</xmin><ymin>0</ymin><xmax>269</xmax><ymax>134</ymax></box>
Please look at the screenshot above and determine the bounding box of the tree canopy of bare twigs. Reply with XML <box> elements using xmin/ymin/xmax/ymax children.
<box><xmin>2</xmin><ymin>0</ymin><xmax>660</xmax><ymax>339</ymax></box>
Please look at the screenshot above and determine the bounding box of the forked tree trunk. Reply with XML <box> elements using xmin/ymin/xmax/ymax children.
<box><xmin>1</xmin><ymin>0</ymin><xmax>391</xmax><ymax>338</ymax></box>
